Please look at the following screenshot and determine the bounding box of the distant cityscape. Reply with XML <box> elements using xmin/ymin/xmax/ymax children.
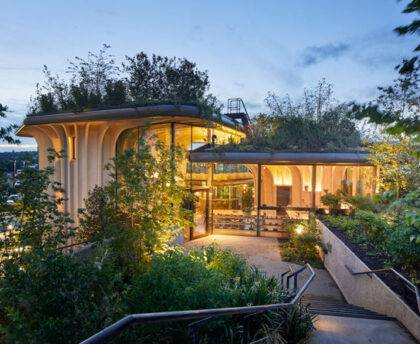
<box><xmin>0</xmin><ymin>151</ymin><xmax>38</xmax><ymax>204</ymax></box>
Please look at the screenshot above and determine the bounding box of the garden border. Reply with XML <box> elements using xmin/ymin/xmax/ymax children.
<box><xmin>317</xmin><ymin>220</ymin><xmax>420</xmax><ymax>341</ymax></box>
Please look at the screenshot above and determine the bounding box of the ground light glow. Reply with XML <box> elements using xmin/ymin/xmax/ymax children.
<box><xmin>295</xmin><ymin>224</ymin><xmax>304</xmax><ymax>235</ymax></box>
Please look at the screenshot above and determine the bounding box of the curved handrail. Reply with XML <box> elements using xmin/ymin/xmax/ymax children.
<box><xmin>80</xmin><ymin>264</ymin><xmax>315</xmax><ymax>344</ymax></box>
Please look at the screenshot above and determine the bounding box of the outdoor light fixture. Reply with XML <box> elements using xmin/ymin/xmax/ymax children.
<box><xmin>295</xmin><ymin>225</ymin><xmax>304</xmax><ymax>235</ymax></box>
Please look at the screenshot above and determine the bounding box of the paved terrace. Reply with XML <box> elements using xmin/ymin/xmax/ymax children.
<box><xmin>183</xmin><ymin>234</ymin><xmax>344</xmax><ymax>302</ymax></box>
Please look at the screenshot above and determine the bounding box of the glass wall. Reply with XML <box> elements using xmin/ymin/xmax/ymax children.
<box><xmin>212</xmin><ymin>163</ymin><xmax>254</xmax><ymax>215</ymax></box>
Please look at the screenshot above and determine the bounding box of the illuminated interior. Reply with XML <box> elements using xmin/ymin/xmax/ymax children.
<box><xmin>115</xmin><ymin>123</ymin><xmax>375</xmax><ymax>239</ymax></box>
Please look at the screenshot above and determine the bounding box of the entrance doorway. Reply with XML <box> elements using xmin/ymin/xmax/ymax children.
<box><xmin>191</xmin><ymin>189</ymin><xmax>209</xmax><ymax>239</ymax></box>
<box><xmin>276</xmin><ymin>186</ymin><xmax>291</xmax><ymax>216</ymax></box>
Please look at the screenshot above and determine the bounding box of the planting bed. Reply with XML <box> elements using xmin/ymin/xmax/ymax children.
<box><xmin>320</xmin><ymin>217</ymin><xmax>419</xmax><ymax>315</ymax></box>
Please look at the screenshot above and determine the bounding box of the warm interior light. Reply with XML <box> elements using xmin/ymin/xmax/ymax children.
<box><xmin>268</xmin><ymin>166</ymin><xmax>292</xmax><ymax>186</ymax></box>
<box><xmin>68</xmin><ymin>136</ymin><xmax>76</xmax><ymax>160</ymax></box>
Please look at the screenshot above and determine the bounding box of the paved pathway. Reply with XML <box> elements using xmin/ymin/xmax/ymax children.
<box><xmin>183</xmin><ymin>234</ymin><xmax>344</xmax><ymax>302</ymax></box>
<box><xmin>309</xmin><ymin>315</ymin><xmax>416</xmax><ymax>344</ymax></box>
<box><xmin>183</xmin><ymin>235</ymin><xmax>417</xmax><ymax>343</ymax></box>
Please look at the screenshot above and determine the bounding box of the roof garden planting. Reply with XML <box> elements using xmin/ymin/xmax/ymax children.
<box><xmin>29</xmin><ymin>45</ymin><xmax>221</xmax><ymax>117</ymax></box>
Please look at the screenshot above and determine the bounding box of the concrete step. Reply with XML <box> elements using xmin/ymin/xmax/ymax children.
<box><xmin>302</xmin><ymin>296</ymin><xmax>394</xmax><ymax>321</ymax></box>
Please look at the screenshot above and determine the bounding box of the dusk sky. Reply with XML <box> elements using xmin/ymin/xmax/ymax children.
<box><xmin>0</xmin><ymin>0</ymin><xmax>417</xmax><ymax>150</ymax></box>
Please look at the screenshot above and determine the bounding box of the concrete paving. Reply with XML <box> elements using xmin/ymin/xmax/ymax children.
<box><xmin>308</xmin><ymin>315</ymin><xmax>417</xmax><ymax>344</ymax></box>
<box><xmin>183</xmin><ymin>234</ymin><xmax>344</xmax><ymax>302</ymax></box>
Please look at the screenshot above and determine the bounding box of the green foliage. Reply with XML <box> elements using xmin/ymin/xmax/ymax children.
<box><xmin>368</xmin><ymin>137</ymin><xmax>419</xmax><ymax>197</ymax></box>
<box><xmin>394</xmin><ymin>0</ymin><xmax>419</xmax><ymax>51</ymax></box>
<box><xmin>30</xmin><ymin>45</ymin><xmax>221</xmax><ymax>115</ymax></box>
<box><xmin>327</xmin><ymin>210</ymin><xmax>389</xmax><ymax>250</ymax></box>
<box><xmin>123</xmin><ymin>245</ymin><xmax>312</xmax><ymax>343</ymax></box>
<box><xmin>342</xmin><ymin>194</ymin><xmax>379</xmax><ymax>213</ymax></box>
<box><xmin>325</xmin><ymin>215</ymin><xmax>359</xmax><ymax>234</ymax></box>
<box><xmin>281</xmin><ymin>215</ymin><xmax>324</xmax><ymax>268</ymax></box>
<box><xmin>77</xmin><ymin>185</ymin><xmax>115</xmax><ymax>242</ymax></box>
<box><xmin>353</xmin><ymin>210</ymin><xmax>390</xmax><ymax>249</ymax></box>
<box><xmin>222</xmin><ymin>80</ymin><xmax>362</xmax><ymax>152</ymax></box>
<box><xmin>0</xmin><ymin>144</ymin><xmax>315</xmax><ymax>343</ymax></box>
<box><xmin>321</xmin><ymin>192</ymin><xmax>379</xmax><ymax>215</ymax></box>
<box><xmin>0</xmin><ymin>103</ymin><xmax>20</xmax><ymax>145</ymax></box>
<box><xmin>0</xmin><ymin>250</ymin><xmax>124</xmax><ymax>344</ymax></box>
<box><xmin>276</xmin><ymin>303</ymin><xmax>316</xmax><ymax>344</ymax></box>
<box><xmin>0</xmin><ymin>160</ymin><xmax>124</xmax><ymax>344</ymax></box>
<box><xmin>385</xmin><ymin>190</ymin><xmax>420</xmax><ymax>274</ymax></box>
<box><xmin>320</xmin><ymin>192</ymin><xmax>342</xmax><ymax>214</ymax></box>
<box><xmin>0</xmin><ymin>151</ymin><xmax>38</xmax><ymax>174</ymax></box>
<box><xmin>241</xmin><ymin>186</ymin><xmax>254</xmax><ymax>214</ymax></box>
<box><xmin>102</xmin><ymin>134</ymin><xmax>193</xmax><ymax>269</ymax></box>
<box><xmin>1</xmin><ymin>162</ymin><xmax>73</xmax><ymax>255</ymax></box>
<box><xmin>351</xmin><ymin>55</ymin><xmax>419</xmax><ymax>140</ymax></box>
<box><xmin>327</xmin><ymin>190</ymin><xmax>419</xmax><ymax>277</ymax></box>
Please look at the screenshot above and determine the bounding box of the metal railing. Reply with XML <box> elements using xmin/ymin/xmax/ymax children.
<box><xmin>80</xmin><ymin>264</ymin><xmax>315</xmax><ymax>344</ymax></box>
<box><xmin>345</xmin><ymin>265</ymin><xmax>420</xmax><ymax>314</ymax></box>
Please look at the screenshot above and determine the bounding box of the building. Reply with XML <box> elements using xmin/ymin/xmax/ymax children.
<box><xmin>17</xmin><ymin>102</ymin><xmax>375</xmax><ymax>241</ymax></box>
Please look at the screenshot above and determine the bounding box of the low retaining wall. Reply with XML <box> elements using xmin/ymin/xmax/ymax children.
<box><xmin>317</xmin><ymin>220</ymin><xmax>420</xmax><ymax>341</ymax></box>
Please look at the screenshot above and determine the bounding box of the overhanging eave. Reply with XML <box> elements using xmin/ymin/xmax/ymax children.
<box><xmin>189</xmin><ymin>151</ymin><xmax>372</xmax><ymax>165</ymax></box>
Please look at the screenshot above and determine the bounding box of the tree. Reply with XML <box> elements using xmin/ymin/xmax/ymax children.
<box><xmin>238</xmin><ymin>80</ymin><xmax>362</xmax><ymax>151</ymax></box>
<box><xmin>124</xmin><ymin>52</ymin><xmax>221</xmax><ymax>113</ymax></box>
<box><xmin>394</xmin><ymin>0</ymin><xmax>419</xmax><ymax>52</ymax></box>
<box><xmin>77</xmin><ymin>185</ymin><xmax>115</xmax><ymax>242</ymax></box>
<box><xmin>0</xmin><ymin>152</ymin><xmax>72</xmax><ymax>256</ymax></box>
<box><xmin>30</xmin><ymin>45</ymin><xmax>221</xmax><ymax>115</ymax></box>
<box><xmin>368</xmin><ymin>137</ymin><xmax>419</xmax><ymax>198</ymax></box>
<box><xmin>0</xmin><ymin>104</ymin><xmax>20</xmax><ymax>144</ymax></box>
<box><xmin>94</xmin><ymin>133</ymin><xmax>193</xmax><ymax>268</ymax></box>
<box><xmin>351</xmin><ymin>59</ymin><xmax>419</xmax><ymax>140</ymax></box>
<box><xmin>352</xmin><ymin>1</ymin><xmax>419</xmax><ymax>138</ymax></box>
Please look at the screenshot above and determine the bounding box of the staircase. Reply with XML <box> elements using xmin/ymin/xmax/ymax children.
<box><xmin>302</xmin><ymin>296</ymin><xmax>394</xmax><ymax>321</ymax></box>
<box><xmin>226</xmin><ymin>98</ymin><xmax>251</xmax><ymax>128</ymax></box>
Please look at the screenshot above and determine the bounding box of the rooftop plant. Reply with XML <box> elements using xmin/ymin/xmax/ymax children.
<box><xmin>216</xmin><ymin>80</ymin><xmax>363</xmax><ymax>152</ymax></box>
<box><xmin>29</xmin><ymin>44</ymin><xmax>222</xmax><ymax>116</ymax></box>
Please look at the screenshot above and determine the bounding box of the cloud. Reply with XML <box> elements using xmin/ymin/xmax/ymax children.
<box><xmin>299</xmin><ymin>43</ymin><xmax>350</xmax><ymax>67</ymax></box>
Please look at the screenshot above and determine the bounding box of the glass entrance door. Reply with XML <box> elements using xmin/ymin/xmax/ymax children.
<box><xmin>192</xmin><ymin>190</ymin><xmax>209</xmax><ymax>239</ymax></box>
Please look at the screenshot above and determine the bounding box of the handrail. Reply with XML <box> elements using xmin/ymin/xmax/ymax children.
<box><xmin>345</xmin><ymin>265</ymin><xmax>420</xmax><ymax>313</ymax></box>
<box><xmin>80</xmin><ymin>264</ymin><xmax>315</xmax><ymax>344</ymax></box>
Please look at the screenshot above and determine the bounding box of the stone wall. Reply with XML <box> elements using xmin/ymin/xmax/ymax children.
<box><xmin>318</xmin><ymin>220</ymin><xmax>420</xmax><ymax>341</ymax></box>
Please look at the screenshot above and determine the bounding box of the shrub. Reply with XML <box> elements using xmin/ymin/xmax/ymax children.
<box><xmin>343</xmin><ymin>194</ymin><xmax>379</xmax><ymax>213</ymax></box>
<box><xmin>0</xmin><ymin>250</ymin><xmax>124</xmax><ymax>344</ymax></box>
<box><xmin>281</xmin><ymin>215</ymin><xmax>324</xmax><ymax>268</ymax></box>
<box><xmin>353</xmin><ymin>210</ymin><xmax>389</xmax><ymax>249</ymax></box>
<box><xmin>320</xmin><ymin>193</ymin><xmax>341</xmax><ymax>214</ymax></box>
<box><xmin>385</xmin><ymin>190</ymin><xmax>420</xmax><ymax>275</ymax></box>
<box><xmin>325</xmin><ymin>215</ymin><xmax>358</xmax><ymax>235</ymax></box>
<box><xmin>326</xmin><ymin>210</ymin><xmax>389</xmax><ymax>250</ymax></box>
<box><xmin>123</xmin><ymin>246</ymin><xmax>313</xmax><ymax>343</ymax></box>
